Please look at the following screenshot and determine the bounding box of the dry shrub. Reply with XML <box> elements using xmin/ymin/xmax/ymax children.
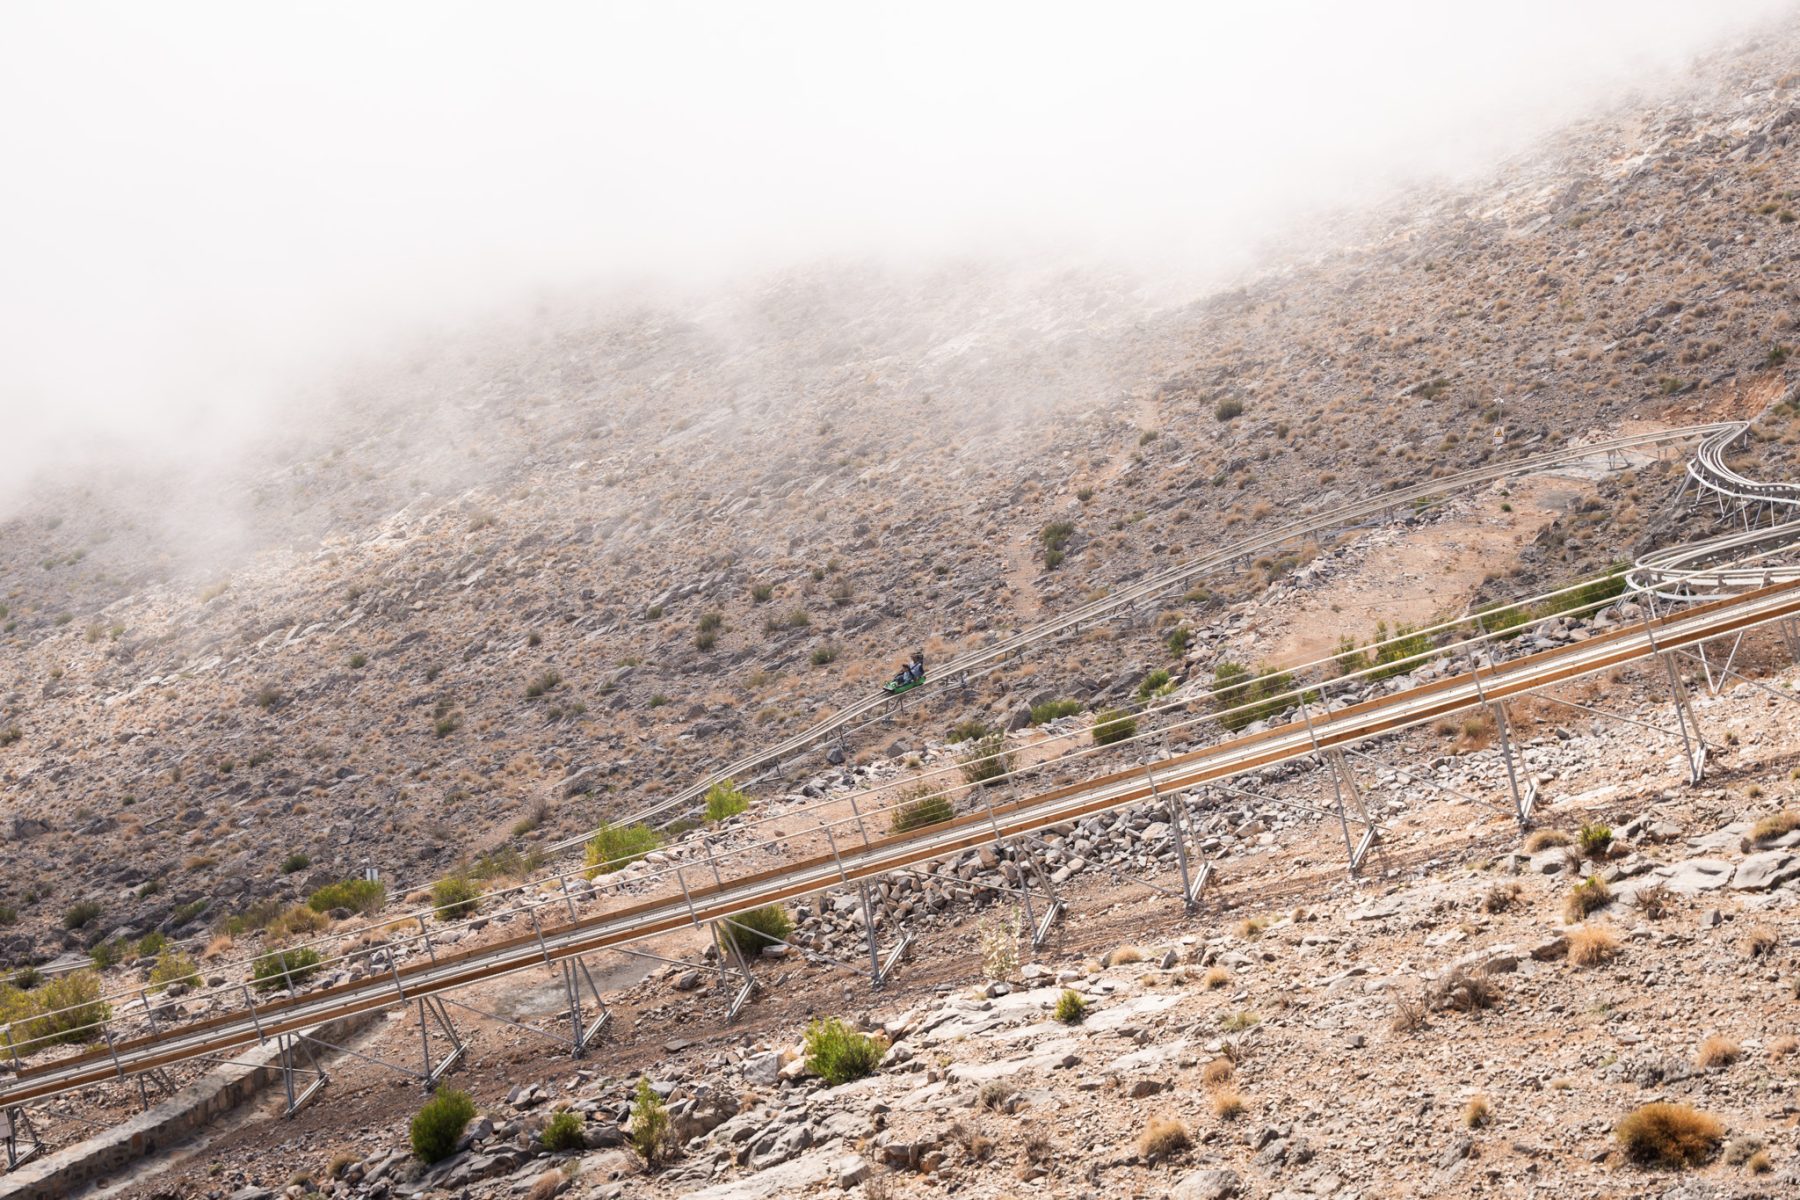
<box><xmin>1202</xmin><ymin>966</ymin><xmax>1232</xmax><ymax>990</ymax></box>
<box><xmin>1751</xmin><ymin>811</ymin><xmax>1800</xmax><ymax>843</ymax></box>
<box><xmin>1201</xmin><ymin>1058</ymin><xmax>1234</xmax><ymax>1087</ymax></box>
<box><xmin>203</xmin><ymin>933</ymin><xmax>234</xmax><ymax>960</ymax></box>
<box><xmin>1211</xmin><ymin>1086</ymin><xmax>1247</xmax><ymax>1119</ymax></box>
<box><xmin>1234</xmin><ymin>917</ymin><xmax>1269</xmax><ymax>939</ymax></box>
<box><xmin>1022</xmin><ymin>1124</ymin><xmax>1056</xmax><ymax>1164</ymax></box>
<box><xmin>525</xmin><ymin>1172</ymin><xmax>563</xmax><ymax>1200</ymax></box>
<box><xmin>1563</xmin><ymin>876</ymin><xmax>1612</xmax><ymax>924</ymax></box>
<box><xmin>946</xmin><ymin>1119</ymin><xmax>993</xmax><ymax>1162</ymax></box>
<box><xmin>976</xmin><ymin>1081</ymin><xmax>1015</xmax><ymax>1113</ymax></box>
<box><xmin>1482</xmin><ymin>882</ymin><xmax>1521</xmax><ymax>913</ymax></box>
<box><xmin>1615</xmin><ymin>1102</ymin><xmax>1723</xmax><ymax>1168</ymax></box>
<box><xmin>1524</xmin><ymin>829</ymin><xmax>1573</xmax><ymax>852</ymax></box>
<box><xmin>1748</xmin><ymin>1149</ymin><xmax>1773</xmax><ymax>1174</ymax></box>
<box><xmin>1434</xmin><ymin>966</ymin><xmax>1501</xmax><ymax>1013</ymax></box>
<box><xmin>1742</xmin><ymin>925</ymin><xmax>1778</xmax><ymax>959</ymax></box>
<box><xmin>1770</xmin><ymin>1035</ymin><xmax>1799</xmax><ymax>1061</ymax></box>
<box><xmin>1390</xmin><ymin>988</ymin><xmax>1429</xmax><ymax>1033</ymax></box>
<box><xmin>1463</xmin><ymin>1095</ymin><xmax>1490</xmax><ymax>1129</ymax></box>
<box><xmin>1107</xmin><ymin>945</ymin><xmax>1145</xmax><ymax>966</ymax></box>
<box><xmin>1136</xmin><ymin>1115</ymin><xmax>1190</xmax><ymax>1159</ymax></box>
<box><xmin>1697</xmin><ymin>1036</ymin><xmax>1741</xmax><ymax>1070</ymax></box>
<box><xmin>1568</xmin><ymin>924</ymin><xmax>1621</xmax><ymax>967</ymax></box>
<box><xmin>1634</xmin><ymin>881</ymin><xmax>1673</xmax><ymax>920</ymax></box>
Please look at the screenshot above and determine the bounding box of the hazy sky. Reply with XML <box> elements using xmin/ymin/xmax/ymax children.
<box><xmin>1</xmin><ymin>1</ymin><xmax>1793</xmax><ymax>505</ymax></box>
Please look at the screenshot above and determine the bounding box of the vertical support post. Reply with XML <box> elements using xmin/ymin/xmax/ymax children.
<box><xmin>1297</xmin><ymin>694</ymin><xmax>1358</xmax><ymax>873</ymax></box>
<box><xmin>1151</xmin><ymin>768</ymin><xmax>1195</xmax><ymax>915</ymax></box>
<box><xmin>1466</xmin><ymin>652</ymin><xmax>1529</xmax><ymax>826</ymax></box>
<box><xmin>1643</xmin><ymin>610</ymin><xmax>1705</xmax><ymax>784</ymax></box>
<box><xmin>858</xmin><ymin>882</ymin><xmax>884</xmax><ymax>987</ymax></box>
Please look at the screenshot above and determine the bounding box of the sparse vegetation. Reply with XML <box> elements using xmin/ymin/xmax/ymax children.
<box><xmin>978</xmin><ymin>908</ymin><xmax>1021</xmax><ymax>981</ymax></box>
<box><xmin>525</xmin><ymin>669</ymin><xmax>563</xmax><ymax>699</ymax></box>
<box><xmin>1030</xmin><ymin>698</ymin><xmax>1083</xmax><ymax>724</ymax></box>
<box><xmin>889</xmin><ymin>788</ymin><xmax>954</xmax><ymax>833</ymax></box>
<box><xmin>1524</xmin><ymin>828</ymin><xmax>1573</xmax><ymax>852</ymax></box>
<box><xmin>280</xmin><ymin>852</ymin><xmax>311</xmax><ymax>874</ymax></box>
<box><xmin>1463</xmin><ymin>1095</ymin><xmax>1491</xmax><ymax>1129</ymax></box>
<box><xmin>585</xmin><ymin>823</ymin><xmax>662</xmax><ymax>877</ymax></box>
<box><xmin>1136</xmin><ymin>1115</ymin><xmax>1190</xmax><ymax>1159</ymax></box>
<box><xmin>629</xmin><ymin>1077</ymin><xmax>671</xmax><ymax>1163</ymax></box>
<box><xmin>410</xmin><ymin>1088</ymin><xmax>477</xmax><ymax>1163</ymax></box>
<box><xmin>62</xmin><ymin>900</ymin><xmax>102</xmax><ymax>930</ymax></box>
<box><xmin>1615</xmin><ymin>1102</ymin><xmax>1723</xmax><ymax>1168</ymax></box>
<box><xmin>716</xmin><ymin>904</ymin><xmax>793</xmax><ymax>958</ymax></box>
<box><xmin>251</xmin><ymin>947</ymin><xmax>324</xmax><ymax>992</ymax></box>
<box><xmin>0</xmin><ymin>971</ymin><xmax>110</xmax><ymax>1052</ymax></box>
<box><xmin>958</xmin><ymin>731</ymin><xmax>1012</xmax><ymax>787</ymax></box>
<box><xmin>803</xmin><ymin>1017</ymin><xmax>882</xmax><ymax>1086</ymax></box>
<box><xmin>1053</xmin><ymin>989</ymin><xmax>1087</xmax><ymax>1025</ymax></box>
<box><xmin>1577</xmin><ymin>823</ymin><xmax>1613</xmax><ymax>859</ymax></box>
<box><xmin>1215</xmin><ymin>397</ymin><xmax>1244</xmax><ymax>421</ymax></box>
<box><xmin>1213</xmin><ymin>661</ymin><xmax>1296</xmax><ymax>730</ymax></box>
<box><xmin>1091</xmin><ymin>708</ymin><xmax>1137</xmax><ymax>745</ymax></box>
<box><xmin>541</xmin><ymin>1109</ymin><xmax>585</xmax><ymax>1152</ymax></box>
<box><xmin>1743</xmin><ymin>925</ymin><xmax>1778</xmax><ymax>958</ymax></box>
<box><xmin>1137</xmin><ymin>668</ymin><xmax>1175</xmax><ymax>701</ymax></box>
<box><xmin>1202</xmin><ymin>965</ymin><xmax>1232</xmax><ymax>989</ymax></box>
<box><xmin>1635</xmin><ymin>881</ymin><xmax>1673</xmax><ymax>920</ymax></box>
<box><xmin>1482</xmin><ymin>882</ymin><xmax>1522</xmax><ymax>913</ymax></box>
<box><xmin>1568</xmin><ymin>923</ymin><xmax>1621</xmax><ymax>967</ymax></box>
<box><xmin>1564</xmin><ymin>875</ymin><xmax>1612</xmax><ymax>923</ymax></box>
<box><xmin>1752</xmin><ymin>811</ymin><xmax>1800</xmax><ymax>843</ymax></box>
<box><xmin>704</xmin><ymin>779</ymin><xmax>749</xmax><ymax>822</ymax></box>
<box><xmin>1211</xmin><ymin>1086</ymin><xmax>1247</xmax><ymax>1119</ymax></box>
<box><xmin>308</xmin><ymin>878</ymin><xmax>387</xmax><ymax>916</ymax></box>
<box><xmin>430</xmin><ymin>875</ymin><xmax>481</xmax><ymax>921</ymax></box>
<box><xmin>1696</xmin><ymin>1035</ymin><xmax>1741</xmax><ymax>1070</ymax></box>
<box><xmin>148</xmin><ymin>950</ymin><xmax>201</xmax><ymax>993</ymax></box>
<box><xmin>809</xmin><ymin>643</ymin><xmax>839</xmax><ymax>666</ymax></box>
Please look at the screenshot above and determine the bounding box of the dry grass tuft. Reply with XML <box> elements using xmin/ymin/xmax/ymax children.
<box><xmin>1107</xmin><ymin>945</ymin><xmax>1145</xmax><ymax>966</ymax></box>
<box><xmin>1748</xmin><ymin>1149</ymin><xmax>1773</xmax><ymax>1174</ymax></box>
<box><xmin>1751</xmin><ymin>811</ymin><xmax>1800</xmax><ymax>843</ymax></box>
<box><xmin>1136</xmin><ymin>1115</ymin><xmax>1191</xmax><ymax>1159</ymax></box>
<box><xmin>1615</xmin><ymin>1102</ymin><xmax>1724</xmax><ymax>1168</ymax></box>
<box><xmin>1211</xmin><ymin>1086</ymin><xmax>1247</xmax><ymax>1120</ymax></box>
<box><xmin>1563</xmin><ymin>876</ymin><xmax>1612</xmax><ymax>924</ymax></box>
<box><xmin>1568</xmin><ymin>923</ymin><xmax>1621</xmax><ymax>967</ymax></box>
<box><xmin>1390</xmin><ymin>988</ymin><xmax>1429</xmax><ymax>1034</ymax></box>
<box><xmin>1742</xmin><ymin>925</ymin><xmax>1778</xmax><ymax>959</ymax></box>
<box><xmin>1523</xmin><ymin>828</ymin><xmax>1572</xmax><ymax>853</ymax></box>
<box><xmin>1201</xmin><ymin>1058</ymin><xmax>1235</xmax><ymax>1087</ymax></box>
<box><xmin>1770</xmin><ymin>1035</ymin><xmax>1799</xmax><ymax>1061</ymax></box>
<box><xmin>1201</xmin><ymin>966</ymin><xmax>1232</xmax><ymax>990</ymax></box>
<box><xmin>1634</xmin><ymin>881</ymin><xmax>1673</xmax><ymax>920</ymax></box>
<box><xmin>1434</xmin><ymin>966</ymin><xmax>1501</xmax><ymax>1013</ymax></box>
<box><xmin>1481</xmin><ymin>882</ymin><xmax>1522</xmax><ymax>913</ymax></box>
<box><xmin>1234</xmin><ymin>916</ymin><xmax>1269</xmax><ymax>939</ymax></box>
<box><xmin>1462</xmin><ymin>1095</ymin><xmax>1491</xmax><ymax>1129</ymax></box>
<box><xmin>946</xmin><ymin>1119</ymin><xmax>993</xmax><ymax>1162</ymax></box>
<box><xmin>1696</xmin><ymin>1035</ymin><xmax>1741</xmax><ymax>1070</ymax></box>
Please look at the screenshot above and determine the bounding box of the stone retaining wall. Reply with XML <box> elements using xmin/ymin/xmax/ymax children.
<box><xmin>0</xmin><ymin>1010</ymin><xmax>378</xmax><ymax>1200</ymax></box>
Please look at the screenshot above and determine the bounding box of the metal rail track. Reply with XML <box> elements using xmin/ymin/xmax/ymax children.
<box><xmin>5</xmin><ymin>575</ymin><xmax>1798</xmax><ymax>1110</ymax></box>
<box><xmin>564</xmin><ymin>422</ymin><xmax>1733</xmax><ymax>841</ymax></box>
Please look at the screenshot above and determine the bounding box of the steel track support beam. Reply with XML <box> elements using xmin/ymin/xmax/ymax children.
<box><xmin>418</xmin><ymin>996</ymin><xmax>466</xmax><ymax>1091</ymax></box>
<box><xmin>276</xmin><ymin>1033</ymin><xmax>328</xmax><ymax>1117</ymax></box>
<box><xmin>1642</xmin><ymin>609</ymin><xmax>1707</xmax><ymax>784</ymax></box>
<box><xmin>562</xmin><ymin>957</ymin><xmax>610</xmax><ymax>1056</ymax></box>
<box><xmin>2</xmin><ymin>1106</ymin><xmax>43</xmax><ymax>1171</ymax></box>
<box><xmin>1299</xmin><ymin>695</ymin><xmax>1364</xmax><ymax>875</ymax></box>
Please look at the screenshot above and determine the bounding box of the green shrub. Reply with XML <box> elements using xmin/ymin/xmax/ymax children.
<box><xmin>1475</xmin><ymin>602</ymin><xmax>1530</xmax><ymax>640</ymax></box>
<box><xmin>697</xmin><ymin>611</ymin><xmax>724</xmax><ymax>634</ymax></box>
<box><xmin>1030</xmin><ymin>698</ymin><xmax>1083</xmax><ymax>725</ymax></box>
<box><xmin>90</xmin><ymin>938</ymin><xmax>131</xmax><ymax>970</ymax></box>
<box><xmin>1137</xmin><ymin>669</ymin><xmax>1174</xmax><ymax>702</ymax></box>
<box><xmin>1368</xmin><ymin>621</ymin><xmax>1432</xmax><ymax>680</ymax></box>
<box><xmin>1165</xmin><ymin>627</ymin><xmax>1192</xmax><ymax>656</ymax></box>
<box><xmin>809</xmin><ymin>643</ymin><xmax>839</xmax><ymax>666</ymax></box>
<box><xmin>1578</xmin><ymin>823</ymin><xmax>1614</xmax><ymax>859</ymax></box>
<box><xmin>947</xmin><ymin>719</ymin><xmax>991</xmax><ymax>743</ymax></box>
<box><xmin>63</xmin><ymin>900</ymin><xmax>102</xmax><ymax>930</ymax></box>
<box><xmin>890</xmin><ymin>789</ymin><xmax>955</xmax><ymax>833</ymax></box>
<box><xmin>541</xmin><ymin>1109</ymin><xmax>585</xmax><ymax>1152</ymax></box>
<box><xmin>410</xmin><ymin>1088</ymin><xmax>477</xmax><ymax>1163</ymax></box>
<box><xmin>251</xmin><ymin>947</ymin><xmax>323</xmax><ymax>992</ymax></box>
<box><xmin>1564</xmin><ymin>875</ymin><xmax>1612</xmax><ymax>924</ymax></box>
<box><xmin>0</xmin><ymin>970</ymin><xmax>111</xmax><ymax>1053</ymax></box>
<box><xmin>149</xmin><ymin>950</ymin><xmax>200</xmax><ymax>993</ymax></box>
<box><xmin>804</xmin><ymin>1017</ymin><xmax>882</xmax><ymax>1086</ymax></box>
<box><xmin>1092</xmin><ymin>709</ymin><xmax>1137</xmax><ymax>746</ymax></box>
<box><xmin>1215</xmin><ymin>398</ymin><xmax>1244</xmax><ymax>421</ymax></box>
<box><xmin>308</xmin><ymin>878</ymin><xmax>388</xmax><ymax>915</ymax></box>
<box><xmin>431</xmin><ymin>876</ymin><xmax>481</xmax><ymax>921</ymax></box>
<box><xmin>348</xmin><ymin>653</ymin><xmax>367</xmax><ymax>669</ymax></box>
<box><xmin>630</xmin><ymin>1077</ymin><xmax>670</xmax><ymax>1163</ymax></box>
<box><xmin>584</xmin><ymin>823</ymin><xmax>662</xmax><ymax>878</ymax></box>
<box><xmin>959</xmin><ymin>732</ymin><xmax>1012</xmax><ymax>787</ymax></box>
<box><xmin>1213</xmin><ymin>662</ymin><xmax>1297</xmax><ymax>731</ymax></box>
<box><xmin>280</xmin><ymin>852</ymin><xmax>311</xmax><ymax>874</ymax></box>
<box><xmin>717</xmin><ymin>905</ymin><xmax>793</xmax><ymax>958</ymax></box>
<box><xmin>704</xmin><ymin>780</ymin><xmax>749</xmax><ymax>822</ymax></box>
<box><xmin>1054</xmin><ymin>989</ymin><xmax>1088</xmax><ymax>1025</ymax></box>
<box><xmin>750</xmin><ymin>583</ymin><xmax>774</xmax><ymax>603</ymax></box>
<box><xmin>1540</xmin><ymin>566</ymin><xmax>1629</xmax><ymax>617</ymax></box>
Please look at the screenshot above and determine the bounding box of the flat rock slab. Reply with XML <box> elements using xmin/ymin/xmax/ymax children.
<box><xmin>1082</xmin><ymin>992</ymin><xmax>1182</xmax><ymax>1031</ymax></box>
<box><xmin>684</xmin><ymin>1145</ymin><xmax>838</xmax><ymax>1199</ymax></box>
<box><xmin>1732</xmin><ymin>851</ymin><xmax>1800</xmax><ymax>891</ymax></box>
<box><xmin>1660</xmin><ymin>858</ymin><xmax>1734</xmax><ymax>893</ymax></box>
